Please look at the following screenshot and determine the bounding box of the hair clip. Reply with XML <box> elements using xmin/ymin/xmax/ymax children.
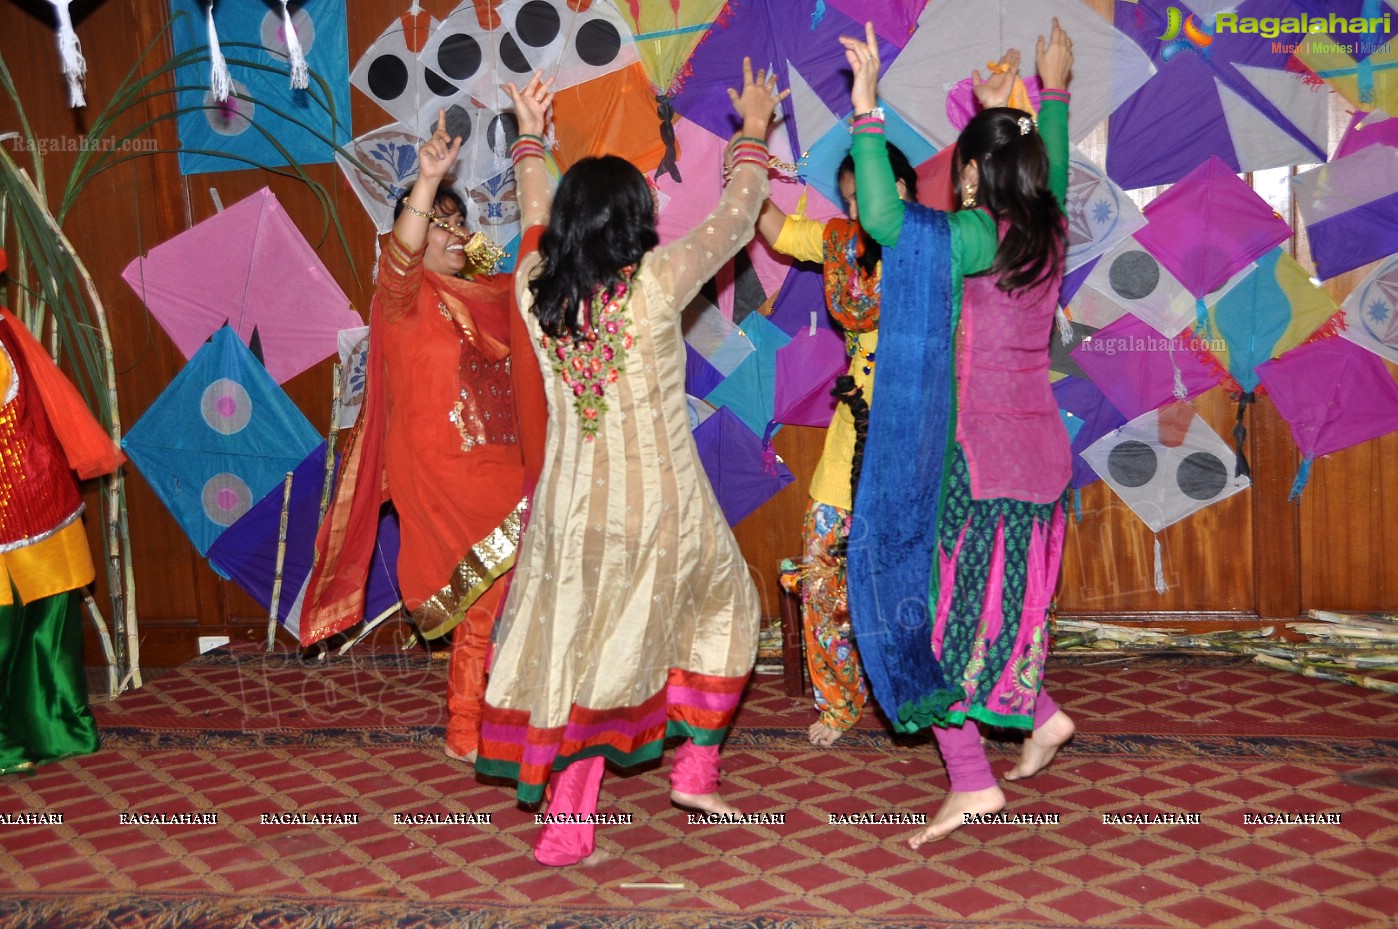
<box><xmin>1018</xmin><ymin>116</ymin><xmax>1033</xmax><ymax>136</ymax></box>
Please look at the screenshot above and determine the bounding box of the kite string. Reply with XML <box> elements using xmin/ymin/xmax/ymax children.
<box><xmin>238</xmin><ymin>199</ymin><xmax>269</xmax><ymax>338</ymax></box>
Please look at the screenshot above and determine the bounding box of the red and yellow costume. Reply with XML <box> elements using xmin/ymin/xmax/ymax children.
<box><xmin>304</xmin><ymin>232</ymin><xmax>546</xmax><ymax>757</ymax></box>
<box><xmin>0</xmin><ymin>246</ymin><xmax>125</xmax><ymax>773</ymax></box>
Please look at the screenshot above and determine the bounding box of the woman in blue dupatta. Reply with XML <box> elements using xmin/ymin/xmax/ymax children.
<box><xmin>840</xmin><ymin>20</ymin><xmax>1078</xmax><ymax>848</ymax></box>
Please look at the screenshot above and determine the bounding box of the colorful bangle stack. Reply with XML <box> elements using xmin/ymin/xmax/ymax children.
<box><xmin>511</xmin><ymin>133</ymin><xmax>547</xmax><ymax>164</ymax></box>
<box><xmin>1040</xmin><ymin>88</ymin><xmax>1071</xmax><ymax>104</ymax></box>
<box><xmin>729</xmin><ymin>135</ymin><xmax>769</xmax><ymax>169</ymax></box>
<box><xmin>850</xmin><ymin>113</ymin><xmax>884</xmax><ymax>137</ymax></box>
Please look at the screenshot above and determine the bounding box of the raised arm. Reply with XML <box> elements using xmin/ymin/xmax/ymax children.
<box><xmin>504</xmin><ymin>72</ymin><xmax>557</xmax><ymax>231</ymax></box>
<box><xmin>394</xmin><ymin>109</ymin><xmax>460</xmax><ymax>256</ymax></box>
<box><xmin>840</xmin><ymin>22</ymin><xmax>905</xmax><ymax>247</ymax></box>
<box><xmin>1035</xmin><ymin>18</ymin><xmax>1074</xmax><ymax>208</ymax></box>
<box><xmin>649</xmin><ymin>59</ymin><xmax>789</xmax><ymax>310</ymax></box>
<box><xmin>379</xmin><ymin>110</ymin><xmax>460</xmax><ymax>316</ymax></box>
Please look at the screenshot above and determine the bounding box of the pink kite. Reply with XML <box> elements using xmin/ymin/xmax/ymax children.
<box><xmin>1256</xmin><ymin>337</ymin><xmax>1398</xmax><ymax>499</ymax></box>
<box><xmin>122</xmin><ymin>187</ymin><xmax>361</xmax><ymax>385</ymax></box>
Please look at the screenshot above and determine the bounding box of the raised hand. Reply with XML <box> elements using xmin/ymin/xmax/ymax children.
<box><xmin>838</xmin><ymin>21</ymin><xmax>880</xmax><ymax>115</ymax></box>
<box><xmin>503</xmin><ymin>70</ymin><xmax>556</xmax><ymax>138</ymax></box>
<box><xmin>972</xmin><ymin>48</ymin><xmax>1021</xmax><ymax>110</ymax></box>
<box><xmin>1036</xmin><ymin>17</ymin><xmax>1074</xmax><ymax>92</ymax></box>
<box><xmin>418</xmin><ymin>109</ymin><xmax>462</xmax><ymax>185</ymax></box>
<box><xmin>727</xmin><ymin>56</ymin><xmax>791</xmax><ymax>138</ymax></box>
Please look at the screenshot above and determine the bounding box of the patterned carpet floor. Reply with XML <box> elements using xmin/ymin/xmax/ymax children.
<box><xmin>1</xmin><ymin>647</ymin><xmax>1395</xmax><ymax>929</ymax></box>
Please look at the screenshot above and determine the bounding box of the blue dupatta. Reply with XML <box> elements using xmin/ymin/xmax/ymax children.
<box><xmin>845</xmin><ymin>203</ymin><xmax>959</xmax><ymax>732</ymax></box>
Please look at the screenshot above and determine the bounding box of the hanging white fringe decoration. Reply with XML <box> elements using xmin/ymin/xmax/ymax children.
<box><xmin>1153</xmin><ymin>536</ymin><xmax>1167</xmax><ymax>594</ymax></box>
<box><xmin>47</xmin><ymin>0</ymin><xmax>87</xmax><ymax>108</ymax></box>
<box><xmin>281</xmin><ymin>0</ymin><xmax>309</xmax><ymax>90</ymax></box>
<box><xmin>206</xmin><ymin>0</ymin><xmax>232</xmax><ymax>102</ymax></box>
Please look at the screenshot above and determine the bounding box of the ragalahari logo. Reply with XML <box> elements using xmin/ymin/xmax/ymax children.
<box><xmin>1159</xmin><ymin>6</ymin><xmax>1214</xmax><ymax>61</ymax></box>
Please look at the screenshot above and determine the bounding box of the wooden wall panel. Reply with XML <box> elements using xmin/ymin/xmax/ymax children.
<box><xmin>0</xmin><ymin>0</ymin><xmax>1393</xmax><ymax>670</ymax></box>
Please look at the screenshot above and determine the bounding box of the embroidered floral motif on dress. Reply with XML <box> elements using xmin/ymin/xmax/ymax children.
<box><xmin>543</xmin><ymin>273</ymin><xmax>635</xmax><ymax>441</ymax></box>
<box><xmin>442</xmin><ymin>302</ymin><xmax>516</xmax><ymax>452</ymax></box>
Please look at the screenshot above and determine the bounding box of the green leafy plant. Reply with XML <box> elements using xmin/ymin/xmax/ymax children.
<box><xmin>0</xmin><ymin>14</ymin><xmax>370</xmax><ymax>693</ymax></box>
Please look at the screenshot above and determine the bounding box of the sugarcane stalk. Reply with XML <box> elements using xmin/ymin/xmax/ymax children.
<box><xmin>1253</xmin><ymin>653</ymin><xmax>1398</xmax><ymax>694</ymax></box>
<box><xmin>266</xmin><ymin>472</ymin><xmax>294</xmax><ymax>652</ymax></box>
<box><xmin>336</xmin><ymin>599</ymin><xmax>404</xmax><ymax>656</ymax></box>
<box><xmin>82</xmin><ymin>593</ymin><xmax>118</xmax><ymax>699</ymax></box>
<box><xmin>7</xmin><ymin>162</ymin><xmax>137</xmax><ymax>693</ymax></box>
<box><xmin>1307</xmin><ymin>609</ymin><xmax>1398</xmax><ymax>628</ymax></box>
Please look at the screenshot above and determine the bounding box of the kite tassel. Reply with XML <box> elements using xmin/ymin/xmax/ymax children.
<box><xmin>760</xmin><ymin>421</ymin><xmax>779</xmax><ymax>476</ymax></box>
<box><xmin>281</xmin><ymin>0</ymin><xmax>309</xmax><ymax>90</ymax></box>
<box><xmin>1055</xmin><ymin>304</ymin><xmax>1074</xmax><ymax>346</ymax></box>
<box><xmin>1288</xmin><ymin>457</ymin><xmax>1313</xmax><ymax>502</ymax></box>
<box><xmin>654</xmin><ymin>93</ymin><xmax>681</xmax><ymax>183</ymax></box>
<box><xmin>1231</xmin><ymin>391</ymin><xmax>1254</xmax><ymax>479</ymax></box>
<box><xmin>206</xmin><ymin>1</ymin><xmax>232</xmax><ymax>102</ymax></box>
<box><xmin>1171</xmin><ymin>358</ymin><xmax>1188</xmax><ymax>400</ymax></box>
<box><xmin>50</xmin><ymin>0</ymin><xmax>87</xmax><ymax>107</ymax></box>
<box><xmin>1194</xmin><ymin>296</ymin><xmax>1211</xmax><ymax>340</ymax></box>
<box><xmin>1153</xmin><ymin>535</ymin><xmax>1167</xmax><ymax>595</ymax></box>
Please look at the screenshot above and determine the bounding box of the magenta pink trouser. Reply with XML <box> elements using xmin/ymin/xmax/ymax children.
<box><xmin>932</xmin><ymin>691</ymin><xmax>1061</xmax><ymax>791</ymax></box>
<box><xmin>534</xmin><ymin>740</ymin><xmax>719</xmax><ymax>867</ymax></box>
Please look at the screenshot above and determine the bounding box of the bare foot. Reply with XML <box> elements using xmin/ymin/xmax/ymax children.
<box><xmin>1004</xmin><ymin>711</ymin><xmax>1074</xmax><ymax>781</ymax></box>
<box><xmin>444</xmin><ymin>745</ymin><xmax>478</xmax><ymax>764</ymax></box>
<box><xmin>807</xmin><ymin>720</ymin><xmax>847</xmax><ymax>746</ymax></box>
<box><xmin>670</xmin><ymin>790</ymin><xmax>740</xmax><ymax>816</ymax></box>
<box><xmin>579</xmin><ymin>847</ymin><xmax>613</xmax><ymax>867</ymax></box>
<box><xmin>906</xmin><ymin>786</ymin><xmax>1005</xmax><ymax>850</ymax></box>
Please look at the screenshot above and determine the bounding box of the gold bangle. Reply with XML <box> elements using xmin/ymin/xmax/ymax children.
<box><xmin>401</xmin><ymin>203</ymin><xmax>434</xmax><ymax>221</ymax></box>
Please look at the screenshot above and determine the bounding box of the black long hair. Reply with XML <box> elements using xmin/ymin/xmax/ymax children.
<box><xmin>530</xmin><ymin>155</ymin><xmax>659</xmax><ymax>339</ymax></box>
<box><xmin>837</xmin><ymin>143</ymin><xmax>918</xmax><ymax>278</ymax></box>
<box><xmin>953</xmin><ymin>107</ymin><xmax>1064</xmax><ymax>294</ymax></box>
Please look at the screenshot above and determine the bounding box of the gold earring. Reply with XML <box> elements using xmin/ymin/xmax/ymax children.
<box><xmin>962</xmin><ymin>183</ymin><xmax>977</xmax><ymax>208</ymax></box>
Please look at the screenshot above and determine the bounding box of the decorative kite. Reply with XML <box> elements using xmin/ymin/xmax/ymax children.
<box><xmin>1341</xmin><ymin>253</ymin><xmax>1398</xmax><ymax>364</ymax></box>
<box><xmin>1335</xmin><ymin>108</ymin><xmax>1398</xmax><ymax>159</ymax></box>
<box><xmin>694</xmin><ymin>406</ymin><xmax>795</xmax><ymax>527</ymax></box>
<box><xmin>606</xmin><ymin>0</ymin><xmax>727</xmax><ymax>179</ymax></box>
<box><xmin>704</xmin><ymin>311</ymin><xmax>792</xmax><ymax>439</ymax></box>
<box><xmin>672</xmin><ymin>0</ymin><xmax>902</xmax><ymax>160</ymax></box>
<box><xmin>1256</xmin><ymin>337</ymin><xmax>1398</xmax><ymax>498</ymax></box>
<box><xmin>1132</xmin><ymin>155</ymin><xmax>1293</xmax><ymax>334</ymax></box>
<box><xmin>1108</xmin><ymin>0</ymin><xmax>1330</xmax><ymax>190</ymax></box>
<box><xmin>880</xmin><ymin>0</ymin><xmax>1156</xmax><ymax>147</ymax></box>
<box><xmin>337</xmin><ymin>123</ymin><xmax>421</xmax><ymax>234</ymax></box>
<box><xmin>1201</xmin><ymin>247</ymin><xmax>1341</xmax><ymax>395</ymax></box>
<box><xmin>122</xmin><ymin>326</ymin><xmax>322</xmax><ymax>556</ymax></box>
<box><xmin>349</xmin><ymin>5</ymin><xmax>438</xmax><ymax>129</ymax></box>
<box><xmin>551</xmin><ymin>62</ymin><xmax>668</xmax><ymax>174</ymax></box>
<box><xmin>1081</xmin><ymin>401</ymin><xmax>1251</xmax><ymax>534</ymax></box>
<box><xmin>1072</xmin><ymin>313</ymin><xmax>1221</xmax><ymax>420</ymax></box>
<box><xmin>1292</xmin><ymin>1</ymin><xmax>1398</xmax><ymax>114</ymax></box>
<box><xmin>122</xmin><ymin>187</ymin><xmax>362</xmax><ymax>386</ymax></box>
<box><xmin>771</xmin><ymin>322</ymin><xmax>847</xmax><ymax>429</ymax></box>
<box><xmin>800</xmin><ymin>101</ymin><xmax>937</xmax><ymax>214</ymax></box>
<box><xmin>206</xmin><ymin>441</ymin><xmax>401</xmax><ymax>639</ymax></box>
<box><xmin>336</xmin><ymin>325</ymin><xmax>370</xmax><ymax>429</ymax></box>
<box><xmin>1063</xmin><ymin>149</ymin><xmax>1147</xmax><ymax>273</ymax></box>
<box><xmin>1053</xmin><ymin>375</ymin><xmax>1128</xmax><ymax>489</ymax></box>
<box><xmin>1292</xmin><ymin>144</ymin><xmax>1398</xmax><ymax>281</ymax></box>
<box><xmin>168</xmin><ymin>0</ymin><xmax>351</xmax><ymax>176</ymax></box>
